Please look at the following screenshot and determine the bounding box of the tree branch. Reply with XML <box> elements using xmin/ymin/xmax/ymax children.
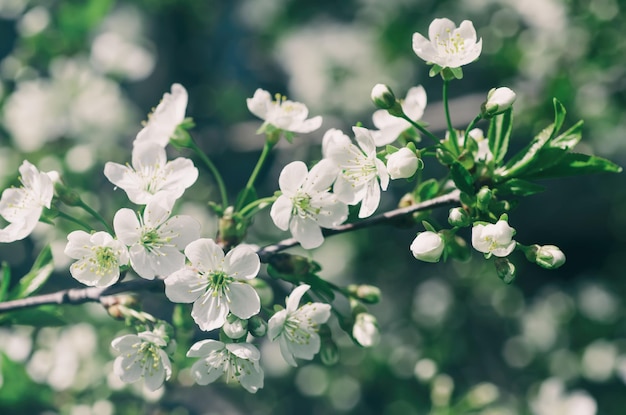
<box><xmin>0</xmin><ymin>191</ymin><xmax>460</xmax><ymax>313</ymax></box>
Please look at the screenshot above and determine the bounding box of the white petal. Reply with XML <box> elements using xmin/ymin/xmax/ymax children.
<box><xmin>159</xmin><ymin>214</ymin><xmax>200</xmax><ymax>249</ymax></box>
<box><xmin>224</xmin><ymin>245</ymin><xmax>260</xmax><ymax>280</ymax></box>
<box><xmin>192</xmin><ymin>291</ymin><xmax>229</xmax><ymax>331</ymax></box>
<box><xmin>270</xmin><ymin>196</ymin><xmax>293</xmax><ymax>231</ymax></box>
<box><xmin>187</xmin><ymin>339</ymin><xmax>224</xmax><ymax>357</ymax></box>
<box><xmin>143</xmin><ymin>194</ymin><xmax>175</xmax><ymax>228</ymax></box>
<box><xmin>143</xmin><ymin>358</ymin><xmax>166</xmax><ymax>391</ymax></box>
<box><xmin>227</xmin><ymin>282</ymin><xmax>261</xmax><ymax>319</ymax></box>
<box><xmin>113</xmin><ymin>209</ymin><xmax>141</xmax><ymax>245</ymax></box>
<box><xmin>303</xmin><ymin>159</ymin><xmax>338</xmax><ymax>192</ymax></box>
<box><xmin>226</xmin><ymin>342</ymin><xmax>261</xmax><ymax>361</ymax></box>
<box><xmin>128</xmin><ymin>245</ymin><xmax>156</xmax><ymax>280</ymax></box>
<box><xmin>237</xmin><ymin>362</ymin><xmax>264</xmax><ymax>393</ymax></box>
<box><xmin>149</xmin><ymin>246</ymin><xmax>186</xmax><ymax>276</ymax></box>
<box><xmin>321</xmin><ymin>128</ymin><xmax>351</xmax><ymax>158</ymax></box>
<box><xmin>278</xmin><ymin>336</ymin><xmax>298</xmax><ymax>367</ymax></box>
<box><xmin>298</xmin><ymin>303</ymin><xmax>331</xmax><ymax>324</ymax></box>
<box><xmin>64</xmin><ymin>230</ymin><xmax>93</xmax><ymax>259</ymax></box>
<box><xmin>279</xmin><ymin>161</ymin><xmax>308</xmax><ymax>193</ymax></box>
<box><xmin>358</xmin><ymin>180</ymin><xmax>381</xmax><ymax>218</ymax></box>
<box><xmin>132</xmin><ymin>142</ymin><xmax>167</xmax><ymax>171</ymax></box>
<box><xmin>111</xmin><ymin>334</ymin><xmax>141</xmax><ymax>352</ymax></box>
<box><xmin>267</xmin><ymin>310</ymin><xmax>287</xmax><ymax>340</ymax></box>
<box><xmin>190</xmin><ymin>359</ymin><xmax>225</xmax><ymax>385</ymax></box>
<box><xmin>352</xmin><ymin>126</ymin><xmax>376</xmax><ymax>156</ymax></box>
<box><xmin>164</xmin><ymin>267</ymin><xmax>205</xmax><ymax>303</ymax></box>
<box><xmin>287</xmin><ymin>333</ymin><xmax>321</xmax><ymax>361</ymax></box>
<box><xmin>247</xmin><ymin>88</ymin><xmax>272</xmax><ymax>120</ymax></box>
<box><xmin>291</xmin><ymin>115</ymin><xmax>322</xmax><ymax>133</ymax></box>
<box><xmin>184</xmin><ymin>238</ymin><xmax>224</xmax><ymax>273</ymax></box>
<box><xmin>285</xmin><ymin>284</ymin><xmax>310</xmax><ymax>312</ymax></box>
<box><xmin>290</xmin><ymin>216</ymin><xmax>323</xmax><ymax>249</ymax></box>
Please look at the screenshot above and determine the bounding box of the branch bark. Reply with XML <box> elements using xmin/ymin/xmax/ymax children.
<box><xmin>0</xmin><ymin>190</ymin><xmax>460</xmax><ymax>313</ymax></box>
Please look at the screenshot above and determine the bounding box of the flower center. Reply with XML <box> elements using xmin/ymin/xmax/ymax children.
<box><xmin>134</xmin><ymin>341</ymin><xmax>163</xmax><ymax>375</ymax></box>
<box><xmin>283</xmin><ymin>315</ymin><xmax>315</xmax><ymax>345</ymax></box>
<box><xmin>89</xmin><ymin>245</ymin><xmax>118</xmax><ymax>276</ymax></box>
<box><xmin>291</xmin><ymin>190</ymin><xmax>320</xmax><ymax>219</ymax></box>
<box><xmin>436</xmin><ymin>29</ymin><xmax>466</xmax><ymax>55</ymax></box>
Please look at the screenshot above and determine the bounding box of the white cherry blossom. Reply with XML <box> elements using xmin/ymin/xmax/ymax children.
<box><xmin>472</xmin><ymin>219</ymin><xmax>516</xmax><ymax>258</ymax></box>
<box><xmin>352</xmin><ymin>312</ymin><xmax>380</xmax><ymax>347</ymax></box>
<box><xmin>164</xmin><ymin>238</ymin><xmax>261</xmax><ymax>331</ymax></box>
<box><xmin>134</xmin><ymin>83</ymin><xmax>188</xmax><ymax>147</ymax></box>
<box><xmin>268</xmin><ymin>284</ymin><xmax>331</xmax><ymax>366</ymax></box>
<box><xmin>187</xmin><ymin>339</ymin><xmax>264</xmax><ymax>393</ymax></box>
<box><xmin>270</xmin><ymin>160</ymin><xmax>348</xmax><ymax>249</ymax></box>
<box><xmin>247</xmin><ymin>88</ymin><xmax>322</xmax><ymax>134</ymax></box>
<box><xmin>372</xmin><ymin>86</ymin><xmax>427</xmax><ymax>146</ymax></box>
<box><xmin>113</xmin><ymin>194</ymin><xmax>199</xmax><ymax>279</ymax></box>
<box><xmin>323</xmin><ymin>127</ymin><xmax>389</xmax><ymax>218</ymax></box>
<box><xmin>111</xmin><ymin>328</ymin><xmax>172</xmax><ymax>391</ymax></box>
<box><xmin>104</xmin><ymin>142</ymin><xmax>198</xmax><ymax>205</ymax></box>
<box><xmin>64</xmin><ymin>230</ymin><xmax>129</xmax><ymax>287</ymax></box>
<box><xmin>410</xmin><ymin>231</ymin><xmax>445</xmax><ymax>263</ymax></box>
<box><xmin>412</xmin><ymin>18</ymin><xmax>482</xmax><ymax>68</ymax></box>
<box><xmin>386</xmin><ymin>147</ymin><xmax>419</xmax><ymax>180</ymax></box>
<box><xmin>0</xmin><ymin>160</ymin><xmax>54</xmax><ymax>243</ymax></box>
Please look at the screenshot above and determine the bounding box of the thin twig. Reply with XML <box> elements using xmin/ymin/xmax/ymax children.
<box><xmin>0</xmin><ymin>191</ymin><xmax>460</xmax><ymax>313</ymax></box>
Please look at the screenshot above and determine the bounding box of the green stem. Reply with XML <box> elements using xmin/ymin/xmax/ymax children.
<box><xmin>76</xmin><ymin>201</ymin><xmax>113</xmax><ymax>234</ymax></box>
<box><xmin>189</xmin><ymin>141</ymin><xmax>229</xmax><ymax>210</ymax></box>
<box><xmin>236</xmin><ymin>141</ymin><xmax>273</xmax><ymax>212</ymax></box>
<box><xmin>399</xmin><ymin>114</ymin><xmax>441</xmax><ymax>143</ymax></box>
<box><xmin>239</xmin><ymin>195</ymin><xmax>279</xmax><ymax>218</ymax></box>
<box><xmin>463</xmin><ymin>114</ymin><xmax>483</xmax><ymax>147</ymax></box>
<box><xmin>56</xmin><ymin>210</ymin><xmax>93</xmax><ymax>232</ymax></box>
<box><xmin>443</xmin><ymin>80</ymin><xmax>460</xmax><ymax>155</ymax></box>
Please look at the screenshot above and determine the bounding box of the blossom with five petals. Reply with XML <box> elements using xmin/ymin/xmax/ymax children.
<box><xmin>412</xmin><ymin>18</ymin><xmax>482</xmax><ymax>69</ymax></box>
<box><xmin>113</xmin><ymin>194</ymin><xmax>199</xmax><ymax>279</ymax></box>
<box><xmin>270</xmin><ymin>160</ymin><xmax>348</xmax><ymax>249</ymax></box>
<box><xmin>322</xmin><ymin>127</ymin><xmax>389</xmax><ymax>218</ymax></box>
<box><xmin>372</xmin><ymin>86</ymin><xmax>427</xmax><ymax>146</ymax></box>
<box><xmin>0</xmin><ymin>160</ymin><xmax>54</xmax><ymax>243</ymax></box>
<box><xmin>64</xmin><ymin>230</ymin><xmax>129</xmax><ymax>287</ymax></box>
<box><xmin>111</xmin><ymin>327</ymin><xmax>172</xmax><ymax>391</ymax></box>
<box><xmin>134</xmin><ymin>83</ymin><xmax>188</xmax><ymax>147</ymax></box>
<box><xmin>247</xmin><ymin>88</ymin><xmax>322</xmax><ymax>134</ymax></box>
<box><xmin>187</xmin><ymin>339</ymin><xmax>264</xmax><ymax>393</ymax></box>
<box><xmin>164</xmin><ymin>238</ymin><xmax>261</xmax><ymax>331</ymax></box>
<box><xmin>472</xmin><ymin>219</ymin><xmax>516</xmax><ymax>258</ymax></box>
<box><xmin>268</xmin><ymin>284</ymin><xmax>331</xmax><ymax>366</ymax></box>
<box><xmin>104</xmin><ymin>142</ymin><xmax>198</xmax><ymax>205</ymax></box>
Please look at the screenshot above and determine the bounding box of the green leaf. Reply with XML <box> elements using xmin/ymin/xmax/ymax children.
<box><xmin>9</xmin><ymin>245</ymin><xmax>54</xmax><ymax>300</ymax></box>
<box><xmin>0</xmin><ymin>306</ymin><xmax>66</xmax><ymax>327</ymax></box>
<box><xmin>548</xmin><ymin>120</ymin><xmax>583</xmax><ymax>151</ymax></box>
<box><xmin>496</xmin><ymin>124</ymin><xmax>553</xmax><ymax>179</ymax></box>
<box><xmin>450</xmin><ymin>162</ymin><xmax>475</xmax><ymax>195</ymax></box>
<box><xmin>0</xmin><ymin>262</ymin><xmax>9</xmax><ymax>302</ymax></box>
<box><xmin>416</xmin><ymin>179</ymin><xmax>440</xmax><ymax>201</ymax></box>
<box><xmin>495</xmin><ymin>179</ymin><xmax>546</xmax><ymax>197</ymax></box>
<box><xmin>303</xmin><ymin>274</ymin><xmax>335</xmax><ymax>302</ymax></box>
<box><xmin>552</xmin><ymin>98</ymin><xmax>567</xmax><ymax>136</ymax></box>
<box><xmin>521</xmin><ymin>153</ymin><xmax>623</xmax><ymax>179</ymax></box>
<box><xmin>487</xmin><ymin>108</ymin><xmax>513</xmax><ymax>163</ymax></box>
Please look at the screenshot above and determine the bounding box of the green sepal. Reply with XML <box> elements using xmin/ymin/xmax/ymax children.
<box><xmin>429</xmin><ymin>64</ymin><xmax>443</xmax><ymax>77</ymax></box>
<box><xmin>421</xmin><ymin>221</ymin><xmax>437</xmax><ymax>233</ymax></box>
<box><xmin>385</xmin><ymin>145</ymin><xmax>399</xmax><ymax>155</ymax></box>
<box><xmin>521</xmin><ymin>153</ymin><xmax>622</xmax><ymax>179</ymax></box>
<box><xmin>450</xmin><ymin>162</ymin><xmax>475</xmax><ymax>195</ymax></box>
<box><xmin>450</xmin><ymin>66</ymin><xmax>463</xmax><ymax>80</ymax></box>
<box><xmin>283</xmin><ymin>131</ymin><xmax>295</xmax><ymax>144</ymax></box>
<box><xmin>9</xmin><ymin>245</ymin><xmax>54</xmax><ymax>300</ymax></box>
<box><xmin>0</xmin><ymin>262</ymin><xmax>10</xmax><ymax>302</ymax></box>
<box><xmin>487</xmin><ymin>107</ymin><xmax>513</xmax><ymax>164</ymax></box>
<box><xmin>494</xmin><ymin>179</ymin><xmax>546</xmax><ymax>197</ymax></box>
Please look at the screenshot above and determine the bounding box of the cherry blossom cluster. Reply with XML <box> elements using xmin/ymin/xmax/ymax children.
<box><xmin>0</xmin><ymin>17</ymin><xmax>620</xmax><ymax>394</ymax></box>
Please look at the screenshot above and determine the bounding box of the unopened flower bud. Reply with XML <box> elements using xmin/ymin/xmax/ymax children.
<box><xmin>319</xmin><ymin>327</ymin><xmax>339</xmax><ymax>366</ymax></box>
<box><xmin>482</xmin><ymin>87</ymin><xmax>516</xmax><ymax>117</ymax></box>
<box><xmin>448</xmin><ymin>207</ymin><xmax>470</xmax><ymax>227</ymax></box>
<box><xmin>352</xmin><ymin>313</ymin><xmax>380</xmax><ymax>347</ymax></box>
<box><xmin>494</xmin><ymin>257</ymin><xmax>516</xmax><ymax>284</ymax></box>
<box><xmin>223</xmin><ymin>314</ymin><xmax>248</xmax><ymax>339</ymax></box>
<box><xmin>410</xmin><ymin>231</ymin><xmax>445</xmax><ymax>263</ymax></box>
<box><xmin>535</xmin><ymin>245</ymin><xmax>566</xmax><ymax>269</ymax></box>
<box><xmin>476</xmin><ymin>186</ymin><xmax>492</xmax><ymax>211</ymax></box>
<box><xmin>371</xmin><ymin>83</ymin><xmax>397</xmax><ymax>110</ymax></box>
<box><xmin>51</xmin><ymin>174</ymin><xmax>83</xmax><ymax>206</ymax></box>
<box><xmin>387</xmin><ymin>148</ymin><xmax>419</xmax><ymax>180</ymax></box>
<box><xmin>248</xmin><ymin>315</ymin><xmax>268</xmax><ymax>337</ymax></box>
<box><xmin>347</xmin><ymin>284</ymin><xmax>381</xmax><ymax>304</ymax></box>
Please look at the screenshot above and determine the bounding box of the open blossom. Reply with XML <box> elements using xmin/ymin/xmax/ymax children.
<box><xmin>111</xmin><ymin>328</ymin><xmax>172</xmax><ymax>391</ymax></box>
<box><xmin>134</xmin><ymin>83</ymin><xmax>188</xmax><ymax>147</ymax></box>
<box><xmin>0</xmin><ymin>160</ymin><xmax>54</xmax><ymax>243</ymax></box>
<box><xmin>372</xmin><ymin>86</ymin><xmax>427</xmax><ymax>146</ymax></box>
<box><xmin>270</xmin><ymin>160</ymin><xmax>348</xmax><ymax>249</ymax></box>
<box><xmin>246</xmin><ymin>88</ymin><xmax>322</xmax><ymax>134</ymax></box>
<box><xmin>412</xmin><ymin>18</ymin><xmax>482</xmax><ymax>68</ymax></box>
<box><xmin>113</xmin><ymin>194</ymin><xmax>199</xmax><ymax>280</ymax></box>
<box><xmin>164</xmin><ymin>238</ymin><xmax>261</xmax><ymax>331</ymax></box>
<box><xmin>104</xmin><ymin>142</ymin><xmax>198</xmax><ymax>205</ymax></box>
<box><xmin>64</xmin><ymin>231</ymin><xmax>129</xmax><ymax>287</ymax></box>
<box><xmin>187</xmin><ymin>339</ymin><xmax>264</xmax><ymax>393</ymax></box>
<box><xmin>268</xmin><ymin>284</ymin><xmax>331</xmax><ymax>366</ymax></box>
<box><xmin>472</xmin><ymin>219</ymin><xmax>516</xmax><ymax>257</ymax></box>
<box><xmin>323</xmin><ymin>127</ymin><xmax>389</xmax><ymax>218</ymax></box>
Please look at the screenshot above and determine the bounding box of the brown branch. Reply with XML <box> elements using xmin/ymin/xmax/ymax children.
<box><xmin>0</xmin><ymin>191</ymin><xmax>460</xmax><ymax>313</ymax></box>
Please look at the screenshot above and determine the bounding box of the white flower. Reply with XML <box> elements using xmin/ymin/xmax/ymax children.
<box><xmin>386</xmin><ymin>148</ymin><xmax>419</xmax><ymax>180</ymax></box>
<box><xmin>483</xmin><ymin>87</ymin><xmax>516</xmax><ymax>117</ymax></box>
<box><xmin>412</xmin><ymin>18</ymin><xmax>482</xmax><ymax>68</ymax></box>
<box><xmin>410</xmin><ymin>231</ymin><xmax>445</xmax><ymax>263</ymax></box>
<box><xmin>104</xmin><ymin>142</ymin><xmax>198</xmax><ymax>205</ymax></box>
<box><xmin>270</xmin><ymin>160</ymin><xmax>348</xmax><ymax>249</ymax></box>
<box><xmin>352</xmin><ymin>313</ymin><xmax>380</xmax><ymax>347</ymax></box>
<box><xmin>187</xmin><ymin>339</ymin><xmax>264</xmax><ymax>393</ymax></box>
<box><xmin>134</xmin><ymin>83</ymin><xmax>188</xmax><ymax>147</ymax></box>
<box><xmin>472</xmin><ymin>219</ymin><xmax>516</xmax><ymax>257</ymax></box>
<box><xmin>111</xmin><ymin>329</ymin><xmax>172</xmax><ymax>391</ymax></box>
<box><xmin>246</xmin><ymin>88</ymin><xmax>322</xmax><ymax>134</ymax></box>
<box><xmin>531</xmin><ymin>378</ymin><xmax>597</xmax><ymax>415</ymax></box>
<box><xmin>535</xmin><ymin>245</ymin><xmax>566</xmax><ymax>269</ymax></box>
<box><xmin>372</xmin><ymin>86</ymin><xmax>427</xmax><ymax>146</ymax></box>
<box><xmin>64</xmin><ymin>231</ymin><xmax>129</xmax><ymax>287</ymax></box>
<box><xmin>0</xmin><ymin>160</ymin><xmax>54</xmax><ymax>243</ymax></box>
<box><xmin>323</xmin><ymin>127</ymin><xmax>389</xmax><ymax>218</ymax></box>
<box><xmin>164</xmin><ymin>238</ymin><xmax>261</xmax><ymax>331</ymax></box>
<box><xmin>268</xmin><ymin>284</ymin><xmax>331</xmax><ymax>366</ymax></box>
<box><xmin>113</xmin><ymin>194</ymin><xmax>199</xmax><ymax>280</ymax></box>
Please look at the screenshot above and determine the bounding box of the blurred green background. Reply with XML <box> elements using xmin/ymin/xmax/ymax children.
<box><xmin>1</xmin><ymin>0</ymin><xmax>625</xmax><ymax>414</ymax></box>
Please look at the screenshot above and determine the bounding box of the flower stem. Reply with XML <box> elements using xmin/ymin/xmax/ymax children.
<box><xmin>56</xmin><ymin>210</ymin><xmax>93</xmax><ymax>232</ymax></box>
<box><xmin>463</xmin><ymin>114</ymin><xmax>483</xmax><ymax>147</ymax></box>
<box><xmin>239</xmin><ymin>195</ymin><xmax>278</xmax><ymax>218</ymax></box>
<box><xmin>443</xmin><ymin>80</ymin><xmax>460</xmax><ymax>155</ymax></box>
<box><xmin>236</xmin><ymin>141</ymin><xmax>273</xmax><ymax>212</ymax></box>
<box><xmin>76</xmin><ymin>201</ymin><xmax>113</xmax><ymax>234</ymax></box>
<box><xmin>189</xmin><ymin>141</ymin><xmax>229</xmax><ymax>210</ymax></box>
<box><xmin>399</xmin><ymin>114</ymin><xmax>441</xmax><ymax>143</ymax></box>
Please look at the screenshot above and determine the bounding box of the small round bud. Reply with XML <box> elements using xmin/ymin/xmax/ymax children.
<box><xmin>347</xmin><ymin>284</ymin><xmax>381</xmax><ymax>304</ymax></box>
<box><xmin>494</xmin><ymin>258</ymin><xmax>516</xmax><ymax>284</ymax></box>
<box><xmin>248</xmin><ymin>315</ymin><xmax>268</xmax><ymax>337</ymax></box>
<box><xmin>410</xmin><ymin>231</ymin><xmax>445</xmax><ymax>263</ymax></box>
<box><xmin>476</xmin><ymin>187</ymin><xmax>492</xmax><ymax>211</ymax></box>
<box><xmin>352</xmin><ymin>313</ymin><xmax>380</xmax><ymax>347</ymax></box>
<box><xmin>386</xmin><ymin>148</ymin><xmax>420</xmax><ymax>180</ymax></box>
<box><xmin>319</xmin><ymin>335</ymin><xmax>340</xmax><ymax>366</ymax></box>
<box><xmin>535</xmin><ymin>245</ymin><xmax>566</xmax><ymax>269</ymax></box>
<box><xmin>371</xmin><ymin>83</ymin><xmax>397</xmax><ymax>110</ymax></box>
<box><xmin>482</xmin><ymin>87</ymin><xmax>516</xmax><ymax>117</ymax></box>
<box><xmin>448</xmin><ymin>207</ymin><xmax>470</xmax><ymax>227</ymax></box>
<box><xmin>223</xmin><ymin>314</ymin><xmax>248</xmax><ymax>339</ymax></box>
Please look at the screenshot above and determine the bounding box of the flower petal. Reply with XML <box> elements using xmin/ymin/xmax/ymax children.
<box><xmin>164</xmin><ymin>267</ymin><xmax>205</xmax><ymax>303</ymax></box>
<box><xmin>290</xmin><ymin>216</ymin><xmax>323</xmax><ymax>249</ymax></box>
<box><xmin>285</xmin><ymin>284</ymin><xmax>310</xmax><ymax>313</ymax></box>
<box><xmin>184</xmin><ymin>238</ymin><xmax>224</xmax><ymax>273</ymax></box>
<box><xmin>270</xmin><ymin>195</ymin><xmax>293</xmax><ymax>231</ymax></box>
<box><xmin>227</xmin><ymin>282</ymin><xmax>261</xmax><ymax>320</ymax></box>
<box><xmin>279</xmin><ymin>161</ymin><xmax>308</xmax><ymax>194</ymax></box>
<box><xmin>223</xmin><ymin>245</ymin><xmax>260</xmax><ymax>280</ymax></box>
<box><xmin>192</xmin><ymin>290</ymin><xmax>229</xmax><ymax>331</ymax></box>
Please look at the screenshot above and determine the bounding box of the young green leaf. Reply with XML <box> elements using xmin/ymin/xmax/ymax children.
<box><xmin>450</xmin><ymin>162</ymin><xmax>475</xmax><ymax>195</ymax></box>
<box><xmin>9</xmin><ymin>245</ymin><xmax>54</xmax><ymax>300</ymax></box>
<box><xmin>487</xmin><ymin>108</ymin><xmax>513</xmax><ymax>163</ymax></box>
<box><xmin>521</xmin><ymin>153</ymin><xmax>622</xmax><ymax>179</ymax></box>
